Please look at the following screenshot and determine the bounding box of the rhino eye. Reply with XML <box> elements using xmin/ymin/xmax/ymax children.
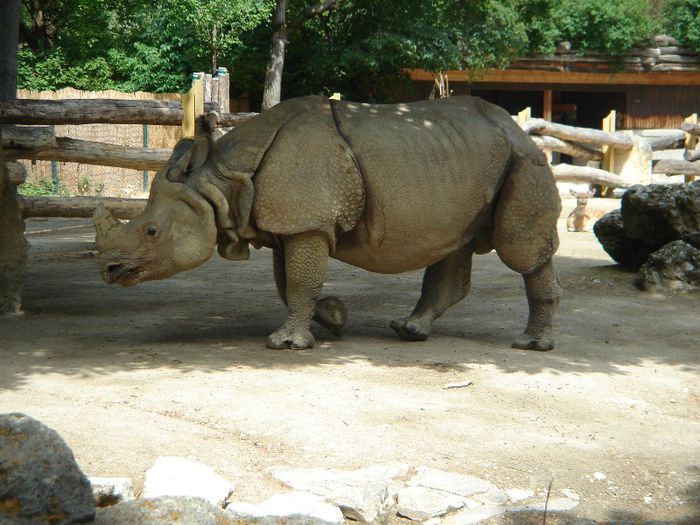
<box><xmin>145</xmin><ymin>225</ymin><xmax>158</xmax><ymax>237</ymax></box>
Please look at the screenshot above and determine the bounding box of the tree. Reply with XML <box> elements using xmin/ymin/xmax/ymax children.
<box><xmin>663</xmin><ymin>0</ymin><xmax>700</xmax><ymax>51</ymax></box>
<box><xmin>1</xmin><ymin>0</ymin><xmax>21</xmax><ymax>99</ymax></box>
<box><xmin>261</xmin><ymin>0</ymin><xmax>337</xmax><ymax>109</ymax></box>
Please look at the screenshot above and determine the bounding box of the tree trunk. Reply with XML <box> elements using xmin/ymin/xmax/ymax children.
<box><xmin>0</xmin><ymin>0</ymin><xmax>20</xmax><ymax>100</ymax></box>
<box><xmin>530</xmin><ymin>136</ymin><xmax>603</xmax><ymax>161</ymax></box>
<box><xmin>262</xmin><ymin>0</ymin><xmax>288</xmax><ymax>110</ymax></box>
<box><xmin>523</xmin><ymin>118</ymin><xmax>634</xmax><ymax>149</ymax></box>
<box><xmin>0</xmin><ymin>0</ymin><xmax>26</xmax><ymax>315</ymax></box>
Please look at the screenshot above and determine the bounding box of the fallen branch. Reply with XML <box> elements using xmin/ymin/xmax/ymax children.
<box><xmin>5</xmin><ymin>137</ymin><xmax>171</xmax><ymax>171</ymax></box>
<box><xmin>0</xmin><ymin>98</ymin><xmax>256</xmax><ymax>127</ymax></box>
<box><xmin>19</xmin><ymin>196</ymin><xmax>147</xmax><ymax>220</ymax></box>
<box><xmin>5</xmin><ymin>161</ymin><xmax>27</xmax><ymax>185</ymax></box>
<box><xmin>653</xmin><ymin>159</ymin><xmax>700</xmax><ymax>176</ymax></box>
<box><xmin>531</xmin><ymin>136</ymin><xmax>603</xmax><ymax>161</ymax></box>
<box><xmin>681</xmin><ymin>121</ymin><xmax>700</xmax><ymax>136</ymax></box>
<box><xmin>647</xmin><ymin>132</ymin><xmax>686</xmax><ymax>151</ymax></box>
<box><xmin>523</xmin><ymin>118</ymin><xmax>634</xmax><ymax>149</ymax></box>
<box><xmin>551</xmin><ymin>163</ymin><xmax>634</xmax><ymax>188</ymax></box>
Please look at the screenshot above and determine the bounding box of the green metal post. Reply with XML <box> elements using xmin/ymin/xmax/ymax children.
<box><xmin>142</xmin><ymin>123</ymin><xmax>149</xmax><ymax>191</ymax></box>
<box><xmin>50</xmin><ymin>125</ymin><xmax>58</xmax><ymax>194</ymax></box>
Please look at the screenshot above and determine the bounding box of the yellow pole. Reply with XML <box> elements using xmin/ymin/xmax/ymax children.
<box><xmin>684</xmin><ymin>113</ymin><xmax>698</xmax><ymax>183</ymax></box>
<box><xmin>601</xmin><ymin>110</ymin><xmax>617</xmax><ymax>197</ymax></box>
<box><xmin>181</xmin><ymin>74</ymin><xmax>205</xmax><ymax>138</ymax></box>
<box><xmin>517</xmin><ymin>107</ymin><xmax>531</xmax><ymax>125</ymax></box>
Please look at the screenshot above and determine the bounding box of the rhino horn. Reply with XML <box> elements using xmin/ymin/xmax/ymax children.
<box><xmin>93</xmin><ymin>203</ymin><xmax>120</xmax><ymax>239</ymax></box>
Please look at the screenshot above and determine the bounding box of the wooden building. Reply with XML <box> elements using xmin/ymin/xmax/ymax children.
<box><xmin>408</xmin><ymin>36</ymin><xmax>700</xmax><ymax>130</ymax></box>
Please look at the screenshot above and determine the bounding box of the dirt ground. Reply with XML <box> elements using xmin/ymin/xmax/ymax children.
<box><xmin>1</xmin><ymin>197</ymin><xmax>698</xmax><ymax>524</ymax></box>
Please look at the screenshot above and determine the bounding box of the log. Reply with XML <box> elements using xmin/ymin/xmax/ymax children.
<box><xmin>681</xmin><ymin>121</ymin><xmax>700</xmax><ymax>136</ymax></box>
<box><xmin>648</xmin><ymin>132</ymin><xmax>686</xmax><ymax>151</ymax></box>
<box><xmin>551</xmin><ymin>163</ymin><xmax>634</xmax><ymax>188</ymax></box>
<box><xmin>531</xmin><ymin>136</ymin><xmax>603</xmax><ymax>161</ymax></box>
<box><xmin>19</xmin><ymin>196</ymin><xmax>147</xmax><ymax>220</ymax></box>
<box><xmin>5</xmin><ymin>161</ymin><xmax>27</xmax><ymax>185</ymax></box>
<box><xmin>0</xmin><ymin>98</ymin><xmax>257</xmax><ymax>126</ymax></box>
<box><xmin>1</xmin><ymin>125</ymin><xmax>56</xmax><ymax>149</ymax></box>
<box><xmin>653</xmin><ymin>159</ymin><xmax>700</xmax><ymax>176</ymax></box>
<box><xmin>5</xmin><ymin>137</ymin><xmax>171</xmax><ymax>171</ymax></box>
<box><xmin>684</xmin><ymin>149</ymin><xmax>700</xmax><ymax>163</ymax></box>
<box><xmin>524</xmin><ymin>118</ymin><xmax>634</xmax><ymax>149</ymax></box>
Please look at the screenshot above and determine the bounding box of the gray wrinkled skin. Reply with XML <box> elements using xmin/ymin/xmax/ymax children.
<box><xmin>94</xmin><ymin>96</ymin><xmax>562</xmax><ymax>351</ymax></box>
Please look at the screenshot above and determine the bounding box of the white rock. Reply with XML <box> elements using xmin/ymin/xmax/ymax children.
<box><xmin>471</xmin><ymin>487</ymin><xmax>509</xmax><ymax>506</ymax></box>
<box><xmin>561</xmin><ymin>488</ymin><xmax>580</xmax><ymax>501</ymax></box>
<box><xmin>89</xmin><ymin>477</ymin><xmax>135</xmax><ymax>506</ymax></box>
<box><xmin>142</xmin><ymin>456</ymin><xmax>233</xmax><ymax>507</ymax></box>
<box><xmin>227</xmin><ymin>491</ymin><xmax>344</xmax><ymax>525</ymax></box>
<box><xmin>593</xmin><ymin>472</ymin><xmax>607</xmax><ymax>481</ymax></box>
<box><xmin>505</xmin><ymin>489</ymin><xmax>533</xmax><ymax>502</ymax></box>
<box><xmin>268</xmin><ymin>463</ymin><xmax>409</xmax><ymax>523</ymax></box>
<box><xmin>396</xmin><ymin>485</ymin><xmax>465</xmax><ymax>521</ymax></box>
<box><xmin>508</xmin><ymin>497</ymin><xmax>579</xmax><ymax>513</ymax></box>
<box><xmin>409</xmin><ymin>467</ymin><xmax>496</xmax><ymax>497</ymax></box>
<box><xmin>441</xmin><ymin>504</ymin><xmax>505</xmax><ymax>525</ymax></box>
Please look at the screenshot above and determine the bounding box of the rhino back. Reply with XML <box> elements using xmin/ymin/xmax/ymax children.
<box><xmin>331</xmin><ymin>96</ymin><xmax>512</xmax><ymax>272</ymax></box>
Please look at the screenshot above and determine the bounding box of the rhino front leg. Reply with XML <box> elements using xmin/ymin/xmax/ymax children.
<box><xmin>511</xmin><ymin>258</ymin><xmax>562</xmax><ymax>351</ymax></box>
<box><xmin>390</xmin><ymin>243</ymin><xmax>474</xmax><ymax>341</ymax></box>
<box><xmin>273</xmin><ymin>246</ymin><xmax>347</xmax><ymax>337</ymax></box>
<box><xmin>267</xmin><ymin>233</ymin><xmax>329</xmax><ymax>349</ymax></box>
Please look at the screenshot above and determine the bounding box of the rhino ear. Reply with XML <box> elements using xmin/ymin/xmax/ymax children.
<box><xmin>166</xmin><ymin>138</ymin><xmax>210</xmax><ymax>183</ymax></box>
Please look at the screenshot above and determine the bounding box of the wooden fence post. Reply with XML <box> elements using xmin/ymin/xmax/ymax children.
<box><xmin>181</xmin><ymin>73</ymin><xmax>204</xmax><ymax>138</ymax></box>
<box><xmin>517</xmin><ymin>107</ymin><xmax>531</xmax><ymax>125</ymax></box>
<box><xmin>601</xmin><ymin>110</ymin><xmax>617</xmax><ymax>196</ymax></box>
<box><xmin>684</xmin><ymin>113</ymin><xmax>698</xmax><ymax>182</ymax></box>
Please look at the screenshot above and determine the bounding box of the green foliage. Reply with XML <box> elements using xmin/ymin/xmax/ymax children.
<box><xmin>553</xmin><ymin>0</ymin><xmax>658</xmax><ymax>55</ymax></box>
<box><xmin>17</xmin><ymin>178</ymin><xmax>68</xmax><ymax>197</ymax></box>
<box><xmin>663</xmin><ymin>0</ymin><xmax>700</xmax><ymax>51</ymax></box>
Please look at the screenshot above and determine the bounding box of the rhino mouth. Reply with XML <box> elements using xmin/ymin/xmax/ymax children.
<box><xmin>103</xmin><ymin>262</ymin><xmax>142</xmax><ymax>287</ymax></box>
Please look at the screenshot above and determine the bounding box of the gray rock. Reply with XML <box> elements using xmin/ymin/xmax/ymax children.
<box><xmin>594</xmin><ymin>209</ymin><xmax>656</xmax><ymax>268</ymax></box>
<box><xmin>409</xmin><ymin>466</ymin><xmax>497</xmax><ymax>498</ymax></box>
<box><xmin>622</xmin><ymin>182</ymin><xmax>700</xmax><ymax>249</ymax></box>
<box><xmin>227</xmin><ymin>491</ymin><xmax>344</xmax><ymax>524</ymax></box>
<box><xmin>268</xmin><ymin>463</ymin><xmax>409</xmax><ymax>523</ymax></box>
<box><xmin>440</xmin><ymin>504</ymin><xmax>505</xmax><ymax>525</ymax></box>
<box><xmin>396</xmin><ymin>485</ymin><xmax>465</xmax><ymax>521</ymax></box>
<box><xmin>89</xmin><ymin>477</ymin><xmax>135</xmax><ymax>507</ymax></box>
<box><xmin>0</xmin><ymin>413</ymin><xmax>95</xmax><ymax>525</ymax></box>
<box><xmin>508</xmin><ymin>496</ymin><xmax>579</xmax><ymax>513</ymax></box>
<box><xmin>635</xmin><ymin>240</ymin><xmax>700</xmax><ymax>292</ymax></box>
<box><xmin>142</xmin><ymin>456</ymin><xmax>233</xmax><ymax>507</ymax></box>
<box><xmin>93</xmin><ymin>496</ymin><xmax>235</xmax><ymax>524</ymax></box>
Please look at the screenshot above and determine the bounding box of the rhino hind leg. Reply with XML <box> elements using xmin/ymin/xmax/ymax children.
<box><xmin>390</xmin><ymin>243</ymin><xmax>474</xmax><ymax>341</ymax></box>
<box><xmin>492</xmin><ymin>155</ymin><xmax>563</xmax><ymax>350</ymax></box>
<box><xmin>511</xmin><ymin>259</ymin><xmax>562</xmax><ymax>351</ymax></box>
<box><xmin>273</xmin><ymin>248</ymin><xmax>347</xmax><ymax>337</ymax></box>
<box><xmin>267</xmin><ymin>233</ymin><xmax>330</xmax><ymax>349</ymax></box>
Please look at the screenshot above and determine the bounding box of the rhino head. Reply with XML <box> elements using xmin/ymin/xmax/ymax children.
<box><xmin>93</xmin><ymin>137</ymin><xmax>220</xmax><ymax>287</ymax></box>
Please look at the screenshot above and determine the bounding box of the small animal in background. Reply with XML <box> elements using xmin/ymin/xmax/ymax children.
<box><xmin>567</xmin><ymin>189</ymin><xmax>596</xmax><ymax>232</ymax></box>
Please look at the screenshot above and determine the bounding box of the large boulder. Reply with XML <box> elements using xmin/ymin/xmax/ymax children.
<box><xmin>635</xmin><ymin>240</ymin><xmax>700</xmax><ymax>292</ymax></box>
<box><xmin>621</xmin><ymin>182</ymin><xmax>700</xmax><ymax>248</ymax></box>
<box><xmin>595</xmin><ymin>182</ymin><xmax>700</xmax><ymax>269</ymax></box>
<box><xmin>0</xmin><ymin>413</ymin><xmax>95</xmax><ymax>524</ymax></box>
<box><xmin>593</xmin><ymin>210</ymin><xmax>656</xmax><ymax>267</ymax></box>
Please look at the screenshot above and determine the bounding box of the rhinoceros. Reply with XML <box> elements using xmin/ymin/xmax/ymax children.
<box><xmin>94</xmin><ymin>95</ymin><xmax>562</xmax><ymax>350</ymax></box>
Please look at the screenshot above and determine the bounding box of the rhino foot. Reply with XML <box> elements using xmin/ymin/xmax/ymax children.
<box><xmin>390</xmin><ymin>317</ymin><xmax>430</xmax><ymax>342</ymax></box>
<box><xmin>314</xmin><ymin>296</ymin><xmax>347</xmax><ymax>336</ymax></box>
<box><xmin>511</xmin><ymin>332</ymin><xmax>554</xmax><ymax>352</ymax></box>
<box><xmin>266</xmin><ymin>325</ymin><xmax>315</xmax><ymax>350</ymax></box>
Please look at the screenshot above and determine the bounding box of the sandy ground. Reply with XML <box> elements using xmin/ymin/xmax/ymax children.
<box><xmin>1</xmin><ymin>197</ymin><xmax>698</xmax><ymax>524</ymax></box>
